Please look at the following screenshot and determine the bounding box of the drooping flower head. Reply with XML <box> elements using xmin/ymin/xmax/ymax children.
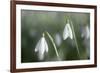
<box><xmin>35</xmin><ymin>33</ymin><xmax>48</xmax><ymax>60</ymax></box>
<box><xmin>63</xmin><ymin>20</ymin><xmax>73</xmax><ymax>40</ymax></box>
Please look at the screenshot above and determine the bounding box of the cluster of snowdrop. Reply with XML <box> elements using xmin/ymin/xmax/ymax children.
<box><xmin>34</xmin><ymin>19</ymin><xmax>90</xmax><ymax>60</ymax></box>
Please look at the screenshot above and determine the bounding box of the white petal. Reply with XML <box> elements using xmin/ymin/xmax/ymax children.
<box><xmin>67</xmin><ymin>23</ymin><xmax>73</xmax><ymax>39</ymax></box>
<box><xmin>40</xmin><ymin>37</ymin><xmax>46</xmax><ymax>55</ymax></box>
<box><xmin>86</xmin><ymin>26</ymin><xmax>90</xmax><ymax>39</ymax></box>
<box><xmin>35</xmin><ymin>38</ymin><xmax>41</xmax><ymax>52</ymax></box>
<box><xmin>34</xmin><ymin>36</ymin><xmax>48</xmax><ymax>60</ymax></box>
<box><xmin>36</xmin><ymin>37</ymin><xmax>44</xmax><ymax>59</ymax></box>
<box><xmin>44</xmin><ymin>38</ymin><xmax>48</xmax><ymax>52</ymax></box>
<box><xmin>63</xmin><ymin>23</ymin><xmax>69</xmax><ymax>40</ymax></box>
<box><xmin>63</xmin><ymin>23</ymin><xmax>73</xmax><ymax>40</ymax></box>
<box><xmin>34</xmin><ymin>37</ymin><xmax>45</xmax><ymax>60</ymax></box>
<box><xmin>38</xmin><ymin>53</ymin><xmax>44</xmax><ymax>60</ymax></box>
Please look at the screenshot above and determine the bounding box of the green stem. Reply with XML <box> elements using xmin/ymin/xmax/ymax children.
<box><xmin>69</xmin><ymin>20</ymin><xmax>81</xmax><ymax>59</ymax></box>
<box><xmin>45</xmin><ymin>31</ymin><xmax>61</xmax><ymax>60</ymax></box>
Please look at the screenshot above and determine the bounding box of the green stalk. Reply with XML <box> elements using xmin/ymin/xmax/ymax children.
<box><xmin>69</xmin><ymin>20</ymin><xmax>81</xmax><ymax>59</ymax></box>
<box><xmin>45</xmin><ymin>31</ymin><xmax>61</xmax><ymax>60</ymax></box>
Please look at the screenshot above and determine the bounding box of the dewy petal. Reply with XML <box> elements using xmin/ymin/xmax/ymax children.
<box><xmin>63</xmin><ymin>23</ymin><xmax>73</xmax><ymax>40</ymax></box>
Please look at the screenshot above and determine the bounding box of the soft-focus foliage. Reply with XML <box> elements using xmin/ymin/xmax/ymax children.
<box><xmin>21</xmin><ymin>10</ymin><xmax>90</xmax><ymax>62</ymax></box>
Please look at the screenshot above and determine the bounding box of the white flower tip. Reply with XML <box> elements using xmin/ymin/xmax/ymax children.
<box><xmin>63</xmin><ymin>34</ymin><xmax>68</xmax><ymax>40</ymax></box>
<box><xmin>70</xmin><ymin>34</ymin><xmax>73</xmax><ymax>39</ymax></box>
<box><xmin>39</xmin><ymin>54</ymin><xmax>44</xmax><ymax>60</ymax></box>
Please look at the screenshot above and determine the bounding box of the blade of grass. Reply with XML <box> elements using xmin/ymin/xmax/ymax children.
<box><xmin>45</xmin><ymin>31</ymin><xmax>61</xmax><ymax>61</ymax></box>
<box><xmin>69</xmin><ymin>20</ymin><xmax>81</xmax><ymax>59</ymax></box>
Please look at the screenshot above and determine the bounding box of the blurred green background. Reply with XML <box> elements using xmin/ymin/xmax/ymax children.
<box><xmin>21</xmin><ymin>10</ymin><xmax>90</xmax><ymax>63</ymax></box>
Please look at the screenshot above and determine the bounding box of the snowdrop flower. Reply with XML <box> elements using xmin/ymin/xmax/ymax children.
<box><xmin>81</xmin><ymin>25</ymin><xmax>90</xmax><ymax>39</ymax></box>
<box><xmin>63</xmin><ymin>21</ymin><xmax>73</xmax><ymax>40</ymax></box>
<box><xmin>35</xmin><ymin>33</ymin><xmax>48</xmax><ymax>60</ymax></box>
